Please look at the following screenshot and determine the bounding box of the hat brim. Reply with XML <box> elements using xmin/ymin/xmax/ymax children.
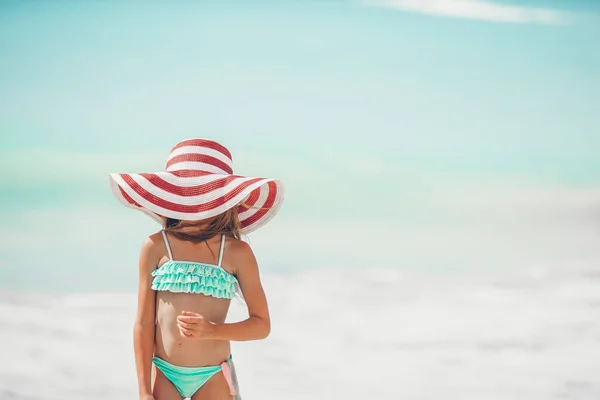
<box><xmin>108</xmin><ymin>170</ymin><xmax>284</xmax><ymax>234</ymax></box>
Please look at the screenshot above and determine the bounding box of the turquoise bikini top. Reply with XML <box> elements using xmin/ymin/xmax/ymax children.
<box><xmin>151</xmin><ymin>231</ymin><xmax>239</xmax><ymax>299</ymax></box>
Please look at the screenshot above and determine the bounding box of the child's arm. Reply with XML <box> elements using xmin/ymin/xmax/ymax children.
<box><xmin>177</xmin><ymin>240</ymin><xmax>271</xmax><ymax>341</ymax></box>
<box><xmin>133</xmin><ymin>237</ymin><xmax>158</xmax><ymax>399</ymax></box>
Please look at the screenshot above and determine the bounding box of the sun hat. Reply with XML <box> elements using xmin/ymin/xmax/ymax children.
<box><xmin>108</xmin><ymin>138</ymin><xmax>284</xmax><ymax>234</ymax></box>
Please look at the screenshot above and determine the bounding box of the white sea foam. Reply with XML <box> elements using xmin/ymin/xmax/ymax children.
<box><xmin>1</xmin><ymin>265</ymin><xmax>599</xmax><ymax>400</ymax></box>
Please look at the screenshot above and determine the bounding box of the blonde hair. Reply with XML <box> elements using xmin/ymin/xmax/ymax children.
<box><xmin>164</xmin><ymin>207</ymin><xmax>241</xmax><ymax>243</ymax></box>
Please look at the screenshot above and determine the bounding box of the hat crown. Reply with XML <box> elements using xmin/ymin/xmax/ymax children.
<box><xmin>165</xmin><ymin>138</ymin><xmax>233</xmax><ymax>175</ymax></box>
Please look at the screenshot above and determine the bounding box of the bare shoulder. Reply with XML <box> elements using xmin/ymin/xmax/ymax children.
<box><xmin>225</xmin><ymin>236</ymin><xmax>254</xmax><ymax>258</ymax></box>
<box><xmin>224</xmin><ymin>237</ymin><xmax>257</xmax><ymax>273</ymax></box>
<box><xmin>139</xmin><ymin>231</ymin><xmax>166</xmax><ymax>269</ymax></box>
<box><xmin>142</xmin><ymin>231</ymin><xmax>165</xmax><ymax>252</ymax></box>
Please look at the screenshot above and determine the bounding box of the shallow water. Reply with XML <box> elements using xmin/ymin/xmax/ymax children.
<box><xmin>1</xmin><ymin>266</ymin><xmax>599</xmax><ymax>400</ymax></box>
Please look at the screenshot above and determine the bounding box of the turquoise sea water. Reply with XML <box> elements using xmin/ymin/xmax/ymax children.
<box><xmin>1</xmin><ymin>1</ymin><xmax>599</xmax><ymax>292</ymax></box>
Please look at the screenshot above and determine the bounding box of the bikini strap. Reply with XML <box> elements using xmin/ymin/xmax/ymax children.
<box><xmin>161</xmin><ymin>230</ymin><xmax>173</xmax><ymax>260</ymax></box>
<box><xmin>217</xmin><ymin>234</ymin><xmax>226</xmax><ymax>267</ymax></box>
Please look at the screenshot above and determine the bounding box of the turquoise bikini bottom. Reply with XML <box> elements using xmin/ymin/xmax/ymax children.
<box><xmin>153</xmin><ymin>355</ymin><xmax>238</xmax><ymax>399</ymax></box>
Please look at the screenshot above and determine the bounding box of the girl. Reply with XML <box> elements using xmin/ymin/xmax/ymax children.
<box><xmin>109</xmin><ymin>138</ymin><xmax>284</xmax><ymax>400</ymax></box>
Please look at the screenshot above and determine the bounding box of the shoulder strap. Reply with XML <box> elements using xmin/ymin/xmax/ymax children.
<box><xmin>217</xmin><ymin>234</ymin><xmax>226</xmax><ymax>267</ymax></box>
<box><xmin>161</xmin><ymin>230</ymin><xmax>173</xmax><ymax>260</ymax></box>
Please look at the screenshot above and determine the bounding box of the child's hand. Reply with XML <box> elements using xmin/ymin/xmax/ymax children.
<box><xmin>139</xmin><ymin>395</ymin><xmax>155</xmax><ymax>400</ymax></box>
<box><xmin>176</xmin><ymin>310</ymin><xmax>216</xmax><ymax>339</ymax></box>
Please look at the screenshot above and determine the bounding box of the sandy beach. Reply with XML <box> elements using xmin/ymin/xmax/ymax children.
<box><xmin>2</xmin><ymin>266</ymin><xmax>599</xmax><ymax>400</ymax></box>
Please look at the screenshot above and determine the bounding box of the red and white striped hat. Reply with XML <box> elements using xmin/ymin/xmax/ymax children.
<box><xmin>108</xmin><ymin>138</ymin><xmax>284</xmax><ymax>234</ymax></box>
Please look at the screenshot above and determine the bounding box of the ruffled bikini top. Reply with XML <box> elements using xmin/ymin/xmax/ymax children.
<box><xmin>151</xmin><ymin>231</ymin><xmax>239</xmax><ymax>299</ymax></box>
